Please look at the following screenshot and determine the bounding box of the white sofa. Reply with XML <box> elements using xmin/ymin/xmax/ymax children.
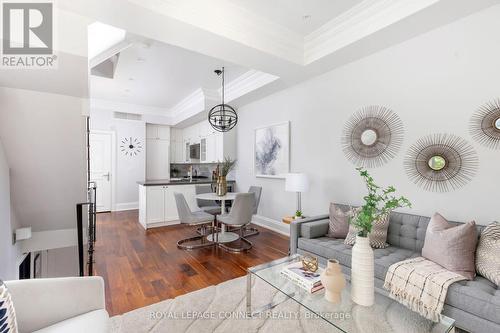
<box><xmin>5</xmin><ymin>276</ymin><xmax>109</xmax><ymax>333</ymax></box>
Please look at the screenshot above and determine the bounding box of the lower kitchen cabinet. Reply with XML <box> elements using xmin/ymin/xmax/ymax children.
<box><xmin>138</xmin><ymin>184</ymin><xmax>198</xmax><ymax>229</ymax></box>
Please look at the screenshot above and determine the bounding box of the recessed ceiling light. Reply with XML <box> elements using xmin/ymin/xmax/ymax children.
<box><xmin>137</xmin><ymin>57</ymin><xmax>146</xmax><ymax>63</ymax></box>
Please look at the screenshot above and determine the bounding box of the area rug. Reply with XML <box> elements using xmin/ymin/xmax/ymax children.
<box><xmin>110</xmin><ymin>276</ymin><xmax>446</xmax><ymax>333</ymax></box>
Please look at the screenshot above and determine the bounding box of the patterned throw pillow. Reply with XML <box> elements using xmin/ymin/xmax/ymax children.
<box><xmin>344</xmin><ymin>213</ymin><xmax>390</xmax><ymax>248</ymax></box>
<box><xmin>476</xmin><ymin>222</ymin><xmax>500</xmax><ymax>286</ymax></box>
<box><xmin>0</xmin><ymin>279</ymin><xmax>18</xmax><ymax>333</ymax></box>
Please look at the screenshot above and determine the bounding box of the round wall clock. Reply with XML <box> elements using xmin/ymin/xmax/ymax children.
<box><xmin>120</xmin><ymin>137</ymin><xmax>142</xmax><ymax>156</ymax></box>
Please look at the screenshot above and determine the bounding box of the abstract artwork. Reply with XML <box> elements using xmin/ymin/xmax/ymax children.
<box><xmin>469</xmin><ymin>99</ymin><xmax>500</xmax><ymax>149</ymax></box>
<box><xmin>404</xmin><ymin>133</ymin><xmax>479</xmax><ymax>192</ymax></box>
<box><xmin>341</xmin><ymin>105</ymin><xmax>404</xmax><ymax>168</ymax></box>
<box><xmin>254</xmin><ymin>122</ymin><xmax>289</xmax><ymax>178</ymax></box>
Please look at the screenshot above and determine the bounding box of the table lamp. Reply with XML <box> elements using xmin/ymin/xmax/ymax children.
<box><xmin>285</xmin><ymin>173</ymin><xmax>309</xmax><ymax>216</ymax></box>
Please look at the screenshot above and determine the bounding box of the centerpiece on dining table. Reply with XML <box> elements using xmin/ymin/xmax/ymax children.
<box><xmin>215</xmin><ymin>157</ymin><xmax>236</xmax><ymax>196</ymax></box>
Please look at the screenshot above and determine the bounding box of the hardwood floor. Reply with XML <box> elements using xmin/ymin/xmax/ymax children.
<box><xmin>94</xmin><ymin>210</ymin><xmax>289</xmax><ymax>316</ymax></box>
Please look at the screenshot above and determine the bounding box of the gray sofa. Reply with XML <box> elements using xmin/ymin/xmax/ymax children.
<box><xmin>290</xmin><ymin>204</ymin><xmax>500</xmax><ymax>333</ymax></box>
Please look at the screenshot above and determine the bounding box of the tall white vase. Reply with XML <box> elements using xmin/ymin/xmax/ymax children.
<box><xmin>351</xmin><ymin>235</ymin><xmax>374</xmax><ymax>306</ymax></box>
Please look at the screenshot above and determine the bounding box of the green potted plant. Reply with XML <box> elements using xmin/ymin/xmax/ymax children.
<box><xmin>350</xmin><ymin>167</ymin><xmax>411</xmax><ymax>306</ymax></box>
<box><xmin>294</xmin><ymin>210</ymin><xmax>303</xmax><ymax>219</ymax></box>
<box><xmin>216</xmin><ymin>157</ymin><xmax>236</xmax><ymax>196</ymax></box>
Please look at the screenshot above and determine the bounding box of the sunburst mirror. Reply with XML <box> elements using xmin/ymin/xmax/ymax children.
<box><xmin>404</xmin><ymin>134</ymin><xmax>478</xmax><ymax>192</ymax></box>
<box><xmin>341</xmin><ymin>105</ymin><xmax>404</xmax><ymax>168</ymax></box>
<box><xmin>470</xmin><ymin>99</ymin><xmax>500</xmax><ymax>149</ymax></box>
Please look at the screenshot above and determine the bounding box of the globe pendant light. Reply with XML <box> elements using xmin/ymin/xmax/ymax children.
<box><xmin>208</xmin><ymin>67</ymin><xmax>237</xmax><ymax>132</ymax></box>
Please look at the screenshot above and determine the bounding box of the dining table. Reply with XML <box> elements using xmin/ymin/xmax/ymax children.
<box><xmin>195</xmin><ymin>192</ymin><xmax>240</xmax><ymax>243</ymax></box>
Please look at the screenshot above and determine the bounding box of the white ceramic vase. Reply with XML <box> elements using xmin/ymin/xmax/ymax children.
<box><xmin>351</xmin><ymin>235</ymin><xmax>374</xmax><ymax>306</ymax></box>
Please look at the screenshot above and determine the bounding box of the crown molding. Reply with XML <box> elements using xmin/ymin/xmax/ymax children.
<box><xmin>223</xmin><ymin>70</ymin><xmax>279</xmax><ymax>102</ymax></box>
<box><xmin>169</xmin><ymin>70</ymin><xmax>280</xmax><ymax>124</ymax></box>
<box><xmin>127</xmin><ymin>0</ymin><xmax>304</xmax><ymax>64</ymax></box>
<box><xmin>304</xmin><ymin>0</ymin><xmax>440</xmax><ymax>64</ymax></box>
<box><xmin>169</xmin><ymin>88</ymin><xmax>206</xmax><ymax>119</ymax></box>
<box><xmin>91</xmin><ymin>98</ymin><xmax>168</xmax><ymax>116</ymax></box>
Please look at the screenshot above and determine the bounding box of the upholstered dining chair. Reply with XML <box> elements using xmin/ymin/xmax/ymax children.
<box><xmin>248</xmin><ymin>186</ymin><xmax>262</xmax><ymax>214</ymax></box>
<box><xmin>240</xmin><ymin>186</ymin><xmax>262</xmax><ymax>237</ymax></box>
<box><xmin>174</xmin><ymin>192</ymin><xmax>215</xmax><ymax>250</ymax></box>
<box><xmin>217</xmin><ymin>193</ymin><xmax>255</xmax><ymax>252</ymax></box>
<box><xmin>195</xmin><ymin>185</ymin><xmax>221</xmax><ymax>215</ymax></box>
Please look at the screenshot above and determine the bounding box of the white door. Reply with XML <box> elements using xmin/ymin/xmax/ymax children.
<box><xmin>89</xmin><ymin>132</ymin><xmax>113</xmax><ymax>212</ymax></box>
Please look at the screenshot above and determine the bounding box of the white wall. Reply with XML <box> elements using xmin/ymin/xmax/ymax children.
<box><xmin>0</xmin><ymin>140</ymin><xmax>20</xmax><ymax>280</ymax></box>
<box><xmin>0</xmin><ymin>87</ymin><xmax>87</xmax><ymax>232</ymax></box>
<box><xmin>236</xmin><ymin>5</ymin><xmax>500</xmax><ymax>226</ymax></box>
<box><xmin>90</xmin><ymin>109</ymin><xmax>146</xmax><ymax>210</ymax></box>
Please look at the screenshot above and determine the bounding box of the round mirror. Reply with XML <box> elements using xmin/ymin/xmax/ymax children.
<box><xmin>494</xmin><ymin>117</ymin><xmax>500</xmax><ymax>130</ymax></box>
<box><xmin>360</xmin><ymin>129</ymin><xmax>378</xmax><ymax>146</ymax></box>
<box><xmin>428</xmin><ymin>155</ymin><xmax>446</xmax><ymax>171</ymax></box>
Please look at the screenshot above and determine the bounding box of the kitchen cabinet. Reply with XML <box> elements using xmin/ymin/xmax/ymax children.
<box><xmin>146</xmin><ymin>124</ymin><xmax>170</xmax><ymax>140</ymax></box>
<box><xmin>146</xmin><ymin>139</ymin><xmax>169</xmax><ymax>180</ymax></box>
<box><xmin>138</xmin><ymin>184</ymin><xmax>197</xmax><ymax>228</ymax></box>
<box><xmin>169</xmin><ymin>121</ymin><xmax>236</xmax><ymax>164</ymax></box>
<box><xmin>146</xmin><ymin>123</ymin><xmax>170</xmax><ymax>180</ymax></box>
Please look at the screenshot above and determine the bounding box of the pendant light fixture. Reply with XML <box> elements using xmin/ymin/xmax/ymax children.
<box><xmin>208</xmin><ymin>67</ymin><xmax>238</xmax><ymax>132</ymax></box>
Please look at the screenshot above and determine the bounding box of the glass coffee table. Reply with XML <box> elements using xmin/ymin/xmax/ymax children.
<box><xmin>246</xmin><ymin>255</ymin><xmax>455</xmax><ymax>333</ymax></box>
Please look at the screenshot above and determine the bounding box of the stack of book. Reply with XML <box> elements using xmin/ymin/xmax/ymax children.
<box><xmin>280</xmin><ymin>261</ymin><xmax>324</xmax><ymax>293</ymax></box>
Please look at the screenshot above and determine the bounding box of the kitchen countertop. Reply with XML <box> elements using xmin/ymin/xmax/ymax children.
<box><xmin>137</xmin><ymin>179</ymin><xmax>235</xmax><ymax>186</ymax></box>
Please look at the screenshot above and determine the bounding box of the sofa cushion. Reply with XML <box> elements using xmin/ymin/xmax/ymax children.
<box><xmin>327</xmin><ymin>203</ymin><xmax>352</xmax><ymax>238</ymax></box>
<box><xmin>445</xmin><ymin>276</ymin><xmax>500</xmax><ymax>325</ymax></box>
<box><xmin>476</xmin><ymin>222</ymin><xmax>500</xmax><ymax>286</ymax></box>
<box><xmin>386</xmin><ymin>211</ymin><xmax>429</xmax><ymax>252</ymax></box>
<box><xmin>345</xmin><ymin>214</ymin><xmax>390</xmax><ymax>249</ymax></box>
<box><xmin>33</xmin><ymin>309</ymin><xmax>109</xmax><ymax>333</ymax></box>
<box><xmin>298</xmin><ymin>237</ymin><xmax>418</xmax><ymax>280</ymax></box>
<box><xmin>422</xmin><ymin>213</ymin><xmax>478</xmax><ymax>280</ymax></box>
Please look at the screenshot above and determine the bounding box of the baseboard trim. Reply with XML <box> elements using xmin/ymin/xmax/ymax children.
<box><xmin>114</xmin><ymin>202</ymin><xmax>139</xmax><ymax>211</ymax></box>
<box><xmin>252</xmin><ymin>215</ymin><xmax>290</xmax><ymax>236</ymax></box>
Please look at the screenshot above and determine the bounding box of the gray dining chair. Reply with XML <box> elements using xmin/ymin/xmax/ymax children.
<box><xmin>174</xmin><ymin>192</ymin><xmax>215</xmax><ymax>250</ymax></box>
<box><xmin>248</xmin><ymin>186</ymin><xmax>262</xmax><ymax>214</ymax></box>
<box><xmin>217</xmin><ymin>193</ymin><xmax>255</xmax><ymax>252</ymax></box>
<box><xmin>228</xmin><ymin>186</ymin><xmax>262</xmax><ymax>237</ymax></box>
<box><xmin>195</xmin><ymin>185</ymin><xmax>221</xmax><ymax>215</ymax></box>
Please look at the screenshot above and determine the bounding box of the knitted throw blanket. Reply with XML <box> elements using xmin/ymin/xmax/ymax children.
<box><xmin>383</xmin><ymin>257</ymin><xmax>466</xmax><ymax>322</ymax></box>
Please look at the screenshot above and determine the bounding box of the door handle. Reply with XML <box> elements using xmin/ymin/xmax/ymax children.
<box><xmin>103</xmin><ymin>172</ymin><xmax>110</xmax><ymax>181</ymax></box>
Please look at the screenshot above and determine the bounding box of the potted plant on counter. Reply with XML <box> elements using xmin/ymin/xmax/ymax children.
<box><xmin>216</xmin><ymin>157</ymin><xmax>236</xmax><ymax>196</ymax></box>
<box><xmin>350</xmin><ymin>167</ymin><xmax>411</xmax><ymax>306</ymax></box>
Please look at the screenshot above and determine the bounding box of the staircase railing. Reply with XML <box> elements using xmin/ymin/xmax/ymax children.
<box><xmin>76</xmin><ymin>182</ymin><xmax>97</xmax><ymax>276</ymax></box>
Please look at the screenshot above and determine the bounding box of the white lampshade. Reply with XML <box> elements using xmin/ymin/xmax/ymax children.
<box><xmin>285</xmin><ymin>173</ymin><xmax>309</xmax><ymax>193</ymax></box>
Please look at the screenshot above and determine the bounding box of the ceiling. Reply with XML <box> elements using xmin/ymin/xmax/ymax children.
<box><xmin>90</xmin><ymin>34</ymin><xmax>249</xmax><ymax>109</ymax></box>
<box><xmin>228</xmin><ymin>0</ymin><xmax>363</xmax><ymax>35</ymax></box>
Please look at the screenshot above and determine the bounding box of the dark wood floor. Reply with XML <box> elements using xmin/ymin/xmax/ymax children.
<box><xmin>95</xmin><ymin>210</ymin><xmax>289</xmax><ymax>316</ymax></box>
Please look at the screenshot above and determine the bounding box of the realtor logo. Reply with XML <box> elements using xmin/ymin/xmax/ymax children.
<box><xmin>1</xmin><ymin>1</ymin><xmax>56</xmax><ymax>68</ymax></box>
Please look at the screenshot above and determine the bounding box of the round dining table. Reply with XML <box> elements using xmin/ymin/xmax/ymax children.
<box><xmin>195</xmin><ymin>192</ymin><xmax>239</xmax><ymax>243</ymax></box>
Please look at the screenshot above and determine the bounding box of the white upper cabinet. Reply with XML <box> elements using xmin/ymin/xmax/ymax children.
<box><xmin>169</xmin><ymin>121</ymin><xmax>236</xmax><ymax>164</ymax></box>
<box><xmin>146</xmin><ymin>124</ymin><xmax>170</xmax><ymax>140</ymax></box>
